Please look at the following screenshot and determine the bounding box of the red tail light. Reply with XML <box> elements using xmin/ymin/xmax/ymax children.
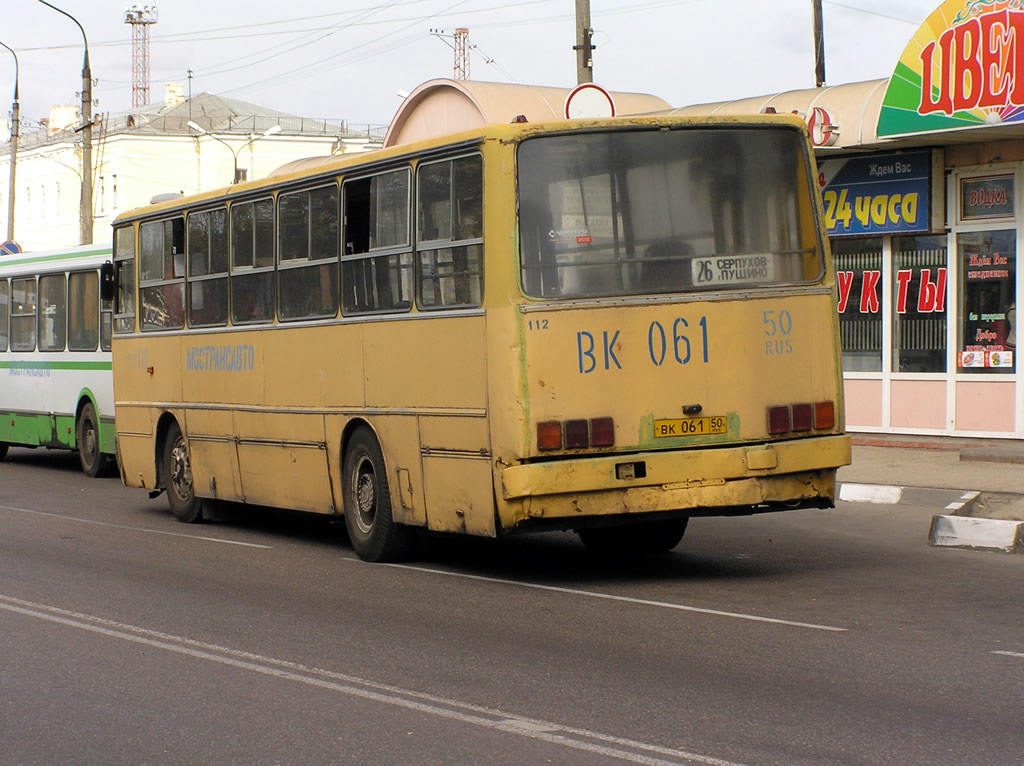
<box><xmin>590</xmin><ymin>417</ymin><xmax>615</xmax><ymax>447</ymax></box>
<box><xmin>767</xmin><ymin>400</ymin><xmax>836</xmax><ymax>435</ymax></box>
<box><xmin>565</xmin><ymin>419</ymin><xmax>589</xmax><ymax>449</ymax></box>
<box><xmin>768</xmin><ymin>405</ymin><xmax>791</xmax><ymax>434</ymax></box>
<box><xmin>537</xmin><ymin>417</ymin><xmax>615</xmax><ymax>450</ymax></box>
<box><xmin>791</xmin><ymin>403</ymin><xmax>813</xmax><ymax>431</ymax></box>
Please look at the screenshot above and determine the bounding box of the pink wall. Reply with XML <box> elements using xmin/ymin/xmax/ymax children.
<box><xmin>955</xmin><ymin>381</ymin><xmax>1017</xmax><ymax>432</ymax></box>
<box><xmin>890</xmin><ymin>380</ymin><xmax>947</xmax><ymax>429</ymax></box>
<box><xmin>843</xmin><ymin>379</ymin><xmax>883</xmax><ymax>428</ymax></box>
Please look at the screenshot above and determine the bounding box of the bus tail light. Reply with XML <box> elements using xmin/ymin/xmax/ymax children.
<box><xmin>590</xmin><ymin>417</ymin><xmax>615</xmax><ymax>447</ymax></box>
<box><xmin>791</xmin><ymin>403</ymin><xmax>813</xmax><ymax>431</ymax></box>
<box><xmin>768</xmin><ymin>401</ymin><xmax>836</xmax><ymax>435</ymax></box>
<box><xmin>537</xmin><ymin>421</ymin><xmax>562</xmax><ymax>450</ymax></box>
<box><xmin>565</xmin><ymin>419</ymin><xmax>589</xmax><ymax>449</ymax></box>
<box><xmin>536</xmin><ymin>417</ymin><xmax>615</xmax><ymax>450</ymax></box>
<box><xmin>814</xmin><ymin>400</ymin><xmax>835</xmax><ymax>429</ymax></box>
<box><xmin>768</xmin><ymin>406</ymin><xmax>791</xmax><ymax>435</ymax></box>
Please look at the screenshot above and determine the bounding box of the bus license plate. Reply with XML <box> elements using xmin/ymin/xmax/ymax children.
<box><xmin>654</xmin><ymin>416</ymin><xmax>727</xmax><ymax>437</ymax></box>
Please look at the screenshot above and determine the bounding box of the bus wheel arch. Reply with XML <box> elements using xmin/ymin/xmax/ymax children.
<box><xmin>158</xmin><ymin>415</ymin><xmax>204</xmax><ymax>523</ymax></box>
<box><xmin>341</xmin><ymin>422</ymin><xmax>411</xmax><ymax>563</ymax></box>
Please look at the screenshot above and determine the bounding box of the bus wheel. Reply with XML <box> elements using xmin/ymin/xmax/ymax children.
<box><xmin>163</xmin><ymin>422</ymin><xmax>204</xmax><ymax>523</ymax></box>
<box><xmin>77</xmin><ymin>403</ymin><xmax>111</xmax><ymax>478</ymax></box>
<box><xmin>577</xmin><ymin>518</ymin><xmax>688</xmax><ymax>556</ymax></box>
<box><xmin>343</xmin><ymin>426</ymin><xmax>411</xmax><ymax>563</ymax></box>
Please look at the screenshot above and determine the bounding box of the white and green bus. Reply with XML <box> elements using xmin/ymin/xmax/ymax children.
<box><xmin>0</xmin><ymin>245</ymin><xmax>117</xmax><ymax>476</ymax></box>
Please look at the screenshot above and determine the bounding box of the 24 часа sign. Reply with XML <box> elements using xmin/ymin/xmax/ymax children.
<box><xmin>818</xmin><ymin>150</ymin><xmax>931</xmax><ymax>237</ymax></box>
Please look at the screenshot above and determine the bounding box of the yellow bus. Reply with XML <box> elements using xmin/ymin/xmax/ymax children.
<box><xmin>109</xmin><ymin>114</ymin><xmax>851</xmax><ymax>561</ymax></box>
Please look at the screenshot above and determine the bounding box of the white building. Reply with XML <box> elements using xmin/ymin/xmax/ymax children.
<box><xmin>0</xmin><ymin>84</ymin><xmax>385</xmax><ymax>251</ymax></box>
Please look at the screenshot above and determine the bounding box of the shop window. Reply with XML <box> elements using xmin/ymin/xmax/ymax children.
<box><xmin>957</xmin><ymin>229</ymin><xmax>1015</xmax><ymax>374</ymax></box>
<box><xmin>833</xmin><ymin>237</ymin><xmax>882</xmax><ymax>372</ymax></box>
<box><xmin>892</xmin><ymin>235</ymin><xmax>947</xmax><ymax>372</ymax></box>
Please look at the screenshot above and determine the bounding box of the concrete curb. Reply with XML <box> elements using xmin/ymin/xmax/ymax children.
<box><xmin>929</xmin><ymin>515</ymin><xmax>1024</xmax><ymax>553</ymax></box>
<box><xmin>838</xmin><ymin>482</ymin><xmax>1024</xmax><ymax>554</ymax></box>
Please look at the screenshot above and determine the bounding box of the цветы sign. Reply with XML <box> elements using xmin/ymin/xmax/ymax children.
<box><xmin>878</xmin><ymin>0</ymin><xmax>1024</xmax><ymax>137</ymax></box>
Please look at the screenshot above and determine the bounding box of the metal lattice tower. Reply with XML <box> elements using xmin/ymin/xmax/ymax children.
<box><xmin>125</xmin><ymin>5</ymin><xmax>159</xmax><ymax>107</ymax></box>
<box><xmin>454</xmin><ymin>28</ymin><xmax>470</xmax><ymax>80</ymax></box>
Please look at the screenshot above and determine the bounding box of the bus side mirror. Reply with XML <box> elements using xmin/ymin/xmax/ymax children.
<box><xmin>100</xmin><ymin>261</ymin><xmax>116</xmax><ymax>303</ymax></box>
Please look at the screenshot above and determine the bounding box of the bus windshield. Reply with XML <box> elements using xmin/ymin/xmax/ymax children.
<box><xmin>518</xmin><ymin>126</ymin><xmax>824</xmax><ymax>299</ymax></box>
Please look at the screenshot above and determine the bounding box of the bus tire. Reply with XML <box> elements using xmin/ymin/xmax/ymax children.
<box><xmin>163</xmin><ymin>422</ymin><xmax>204</xmax><ymax>523</ymax></box>
<box><xmin>77</xmin><ymin>403</ymin><xmax>111</xmax><ymax>478</ymax></box>
<box><xmin>577</xmin><ymin>517</ymin><xmax>688</xmax><ymax>556</ymax></box>
<box><xmin>343</xmin><ymin>426</ymin><xmax>411</xmax><ymax>563</ymax></box>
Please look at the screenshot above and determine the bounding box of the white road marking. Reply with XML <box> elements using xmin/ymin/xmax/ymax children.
<box><xmin>378</xmin><ymin>563</ymin><xmax>848</xmax><ymax>632</ymax></box>
<box><xmin>0</xmin><ymin>504</ymin><xmax>272</xmax><ymax>549</ymax></box>
<box><xmin>838</xmin><ymin>483</ymin><xmax>903</xmax><ymax>504</ymax></box>
<box><xmin>992</xmin><ymin>650</ymin><xmax>1024</xmax><ymax>659</ymax></box>
<box><xmin>0</xmin><ymin>594</ymin><xmax>750</xmax><ymax>766</ymax></box>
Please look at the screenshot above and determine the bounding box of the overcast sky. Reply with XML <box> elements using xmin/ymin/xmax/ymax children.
<box><xmin>2</xmin><ymin>0</ymin><xmax>940</xmax><ymax>130</ymax></box>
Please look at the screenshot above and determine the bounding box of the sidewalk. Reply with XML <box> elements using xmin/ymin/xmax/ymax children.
<box><xmin>837</xmin><ymin>435</ymin><xmax>1024</xmax><ymax>553</ymax></box>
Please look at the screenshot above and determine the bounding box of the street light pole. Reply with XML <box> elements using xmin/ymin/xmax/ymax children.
<box><xmin>187</xmin><ymin>122</ymin><xmax>281</xmax><ymax>185</ymax></box>
<box><xmin>37</xmin><ymin>0</ymin><xmax>93</xmax><ymax>245</ymax></box>
<box><xmin>0</xmin><ymin>41</ymin><xmax>19</xmax><ymax>242</ymax></box>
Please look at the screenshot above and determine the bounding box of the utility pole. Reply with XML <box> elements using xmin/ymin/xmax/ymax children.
<box><xmin>812</xmin><ymin>0</ymin><xmax>826</xmax><ymax>87</ymax></box>
<box><xmin>573</xmin><ymin>0</ymin><xmax>594</xmax><ymax>84</ymax></box>
<box><xmin>1</xmin><ymin>41</ymin><xmax>18</xmax><ymax>242</ymax></box>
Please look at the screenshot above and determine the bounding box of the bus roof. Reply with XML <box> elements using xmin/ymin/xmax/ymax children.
<box><xmin>0</xmin><ymin>244</ymin><xmax>113</xmax><ymax>277</ymax></box>
<box><xmin>113</xmin><ymin>112</ymin><xmax>809</xmax><ymax>226</ymax></box>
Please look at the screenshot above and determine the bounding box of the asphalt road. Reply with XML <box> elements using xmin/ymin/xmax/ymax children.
<box><xmin>2</xmin><ymin>446</ymin><xmax>1022</xmax><ymax>766</ymax></box>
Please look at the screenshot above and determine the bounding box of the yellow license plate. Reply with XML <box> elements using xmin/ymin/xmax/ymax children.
<box><xmin>654</xmin><ymin>416</ymin><xmax>727</xmax><ymax>437</ymax></box>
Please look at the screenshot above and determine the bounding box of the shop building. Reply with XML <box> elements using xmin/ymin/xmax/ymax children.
<box><xmin>670</xmin><ymin>0</ymin><xmax>1024</xmax><ymax>440</ymax></box>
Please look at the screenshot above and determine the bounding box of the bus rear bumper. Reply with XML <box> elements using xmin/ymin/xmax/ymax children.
<box><xmin>499</xmin><ymin>434</ymin><xmax>851</xmax><ymax>524</ymax></box>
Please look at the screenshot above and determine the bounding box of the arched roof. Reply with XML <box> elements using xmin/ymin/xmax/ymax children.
<box><xmin>665</xmin><ymin>79</ymin><xmax>889</xmax><ymax>150</ymax></box>
<box><xmin>665</xmin><ymin>78</ymin><xmax>1024</xmax><ymax>151</ymax></box>
<box><xmin>383</xmin><ymin>79</ymin><xmax>672</xmax><ymax>147</ymax></box>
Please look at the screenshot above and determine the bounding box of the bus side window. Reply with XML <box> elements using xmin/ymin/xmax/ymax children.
<box><xmin>139</xmin><ymin>217</ymin><xmax>185</xmax><ymax>331</ymax></box>
<box><xmin>278</xmin><ymin>184</ymin><xmax>339</xmax><ymax>321</ymax></box>
<box><xmin>0</xmin><ymin>279</ymin><xmax>8</xmax><ymax>351</ymax></box>
<box><xmin>188</xmin><ymin>208</ymin><xmax>229</xmax><ymax>327</ymax></box>
<box><xmin>231</xmin><ymin>198</ymin><xmax>276</xmax><ymax>325</ymax></box>
<box><xmin>113</xmin><ymin>225</ymin><xmax>136</xmax><ymax>335</ymax></box>
<box><xmin>10</xmin><ymin>277</ymin><xmax>37</xmax><ymax>351</ymax></box>
<box><xmin>69</xmin><ymin>271</ymin><xmax>100</xmax><ymax>351</ymax></box>
<box><xmin>416</xmin><ymin>154</ymin><xmax>483</xmax><ymax>309</ymax></box>
<box><xmin>341</xmin><ymin>169</ymin><xmax>413</xmax><ymax>315</ymax></box>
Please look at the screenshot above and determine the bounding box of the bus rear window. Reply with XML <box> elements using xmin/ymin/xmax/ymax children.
<box><xmin>518</xmin><ymin>127</ymin><xmax>824</xmax><ymax>299</ymax></box>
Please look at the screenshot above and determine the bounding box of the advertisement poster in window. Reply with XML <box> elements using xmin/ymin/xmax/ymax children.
<box><xmin>958</xmin><ymin>230</ymin><xmax>1015</xmax><ymax>373</ymax></box>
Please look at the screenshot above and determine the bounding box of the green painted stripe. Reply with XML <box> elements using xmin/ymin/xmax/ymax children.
<box><xmin>0</xmin><ymin>360</ymin><xmax>112</xmax><ymax>371</ymax></box>
<box><xmin>0</xmin><ymin>249</ymin><xmax>112</xmax><ymax>268</ymax></box>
